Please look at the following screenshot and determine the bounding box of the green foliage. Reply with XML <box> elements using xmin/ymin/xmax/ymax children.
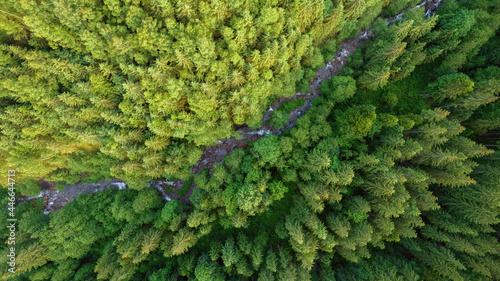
<box><xmin>18</xmin><ymin>179</ymin><xmax>42</xmax><ymax>197</ymax></box>
<box><xmin>269</xmin><ymin>98</ymin><xmax>308</xmax><ymax>128</ymax></box>
<box><xmin>268</xmin><ymin>181</ymin><xmax>288</xmax><ymax>201</ymax></box>
<box><xmin>385</xmin><ymin>0</ymin><xmax>413</xmax><ymax>16</ymax></box>
<box><xmin>321</xmin><ymin>38</ymin><xmax>338</xmax><ymax>60</ymax></box>
<box><xmin>344</xmin><ymin>196</ymin><xmax>371</xmax><ymax>223</ymax></box>
<box><xmin>379</xmin><ymin>113</ymin><xmax>399</xmax><ymax>127</ymax></box>
<box><xmin>337</xmin><ymin>105</ymin><xmax>377</xmax><ymax>139</ymax></box>
<box><xmin>429</xmin><ymin>73</ymin><xmax>475</xmax><ymax>101</ymax></box>
<box><xmin>178</xmin><ymin>176</ymin><xmax>194</xmax><ymax>197</ymax></box>
<box><xmin>2</xmin><ymin>0</ymin><xmax>500</xmax><ymax>281</ymax></box>
<box><xmin>54</xmin><ymin>183</ymin><xmax>66</xmax><ymax>192</ymax></box>
<box><xmin>281</xmin><ymin>98</ymin><xmax>307</xmax><ymax>114</ymax></box>
<box><xmin>161</xmin><ymin>200</ymin><xmax>181</xmax><ymax>224</ymax></box>
<box><xmin>321</xmin><ymin>75</ymin><xmax>357</xmax><ymax>103</ymax></box>
<box><xmin>253</xmin><ymin>134</ymin><xmax>282</xmax><ymax>166</ymax></box>
<box><xmin>34</xmin><ymin>203</ymin><xmax>104</xmax><ymax>261</ymax></box>
<box><xmin>268</xmin><ymin>109</ymin><xmax>289</xmax><ymax>129</ymax></box>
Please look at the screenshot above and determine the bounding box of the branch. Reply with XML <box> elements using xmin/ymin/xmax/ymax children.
<box><xmin>0</xmin><ymin>9</ymin><xmax>23</xmax><ymax>21</ymax></box>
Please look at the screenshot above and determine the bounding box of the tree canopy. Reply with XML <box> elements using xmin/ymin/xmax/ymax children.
<box><xmin>1</xmin><ymin>0</ymin><xmax>499</xmax><ymax>280</ymax></box>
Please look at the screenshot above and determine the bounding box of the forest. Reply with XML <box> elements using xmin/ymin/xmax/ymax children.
<box><xmin>0</xmin><ymin>0</ymin><xmax>499</xmax><ymax>280</ymax></box>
